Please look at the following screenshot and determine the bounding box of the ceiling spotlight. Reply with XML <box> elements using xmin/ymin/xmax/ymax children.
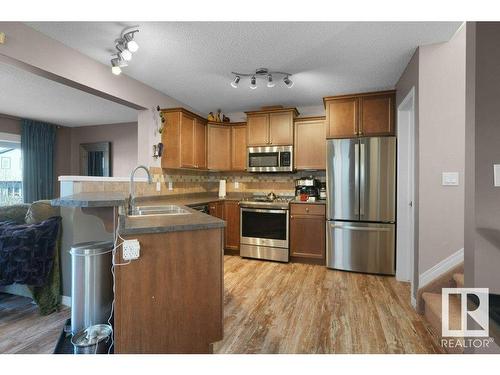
<box><xmin>116</xmin><ymin>43</ymin><xmax>132</xmax><ymax>61</ymax></box>
<box><xmin>111</xmin><ymin>58</ymin><xmax>122</xmax><ymax>75</ymax></box>
<box><xmin>267</xmin><ymin>74</ymin><xmax>275</xmax><ymax>88</ymax></box>
<box><xmin>250</xmin><ymin>76</ymin><xmax>257</xmax><ymax>90</ymax></box>
<box><xmin>123</xmin><ymin>30</ymin><xmax>139</xmax><ymax>52</ymax></box>
<box><xmin>231</xmin><ymin>75</ymin><xmax>240</xmax><ymax>88</ymax></box>
<box><xmin>283</xmin><ymin>76</ymin><xmax>294</xmax><ymax>88</ymax></box>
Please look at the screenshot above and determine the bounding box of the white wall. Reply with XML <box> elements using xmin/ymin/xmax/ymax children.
<box><xmin>417</xmin><ymin>25</ymin><xmax>466</xmax><ymax>273</ymax></box>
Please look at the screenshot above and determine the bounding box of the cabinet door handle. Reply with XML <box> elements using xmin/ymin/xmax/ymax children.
<box><xmin>290</xmin><ymin>215</ymin><xmax>294</xmax><ymax>219</ymax></box>
<box><xmin>305</xmin><ymin>208</ymin><xmax>309</xmax><ymax>212</ymax></box>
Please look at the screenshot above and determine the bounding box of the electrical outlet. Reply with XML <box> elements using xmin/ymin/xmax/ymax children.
<box><xmin>234</xmin><ymin>181</ymin><xmax>239</xmax><ymax>189</ymax></box>
<box><xmin>168</xmin><ymin>181</ymin><xmax>173</xmax><ymax>191</ymax></box>
<box><xmin>156</xmin><ymin>181</ymin><xmax>161</xmax><ymax>192</ymax></box>
<box><xmin>122</xmin><ymin>239</ymin><xmax>140</xmax><ymax>260</ymax></box>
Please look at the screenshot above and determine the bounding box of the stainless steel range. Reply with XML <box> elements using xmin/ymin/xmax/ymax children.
<box><xmin>239</xmin><ymin>194</ymin><xmax>293</xmax><ymax>262</ymax></box>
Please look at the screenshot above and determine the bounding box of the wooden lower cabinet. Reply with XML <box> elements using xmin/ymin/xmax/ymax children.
<box><xmin>223</xmin><ymin>201</ymin><xmax>240</xmax><ymax>251</ymax></box>
<box><xmin>289</xmin><ymin>203</ymin><xmax>326</xmax><ymax>263</ymax></box>
<box><xmin>115</xmin><ymin>228</ymin><xmax>223</xmax><ymax>353</ymax></box>
<box><xmin>208</xmin><ymin>201</ymin><xmax>224</xmax><ymax>219</ymax></box>
<box><xmin>209</xmin><ymin>200</ymin><xmax>240</xmax><ymax>252</ymax></box>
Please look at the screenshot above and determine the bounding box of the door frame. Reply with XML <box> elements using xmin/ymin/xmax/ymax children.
<box><xmin>396</xmin><ymin>87</ymin><xmax>416</xmax><ymax>306</ymax></box>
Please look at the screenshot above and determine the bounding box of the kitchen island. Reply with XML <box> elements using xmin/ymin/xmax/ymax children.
<box><xmin>52</xmin><ymin>192</ymin><xmax>226</xmax><ymax>353</ymax></box>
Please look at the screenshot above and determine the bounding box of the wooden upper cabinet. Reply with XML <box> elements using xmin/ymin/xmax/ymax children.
<box><xmin>230</xmin><ymin>124</ymin><xmax>247</xmax><ymax>171</ymax></box>
<box><xmin>294</xmin><ymin>117</ymin><xmax>326</xmax><ymax>170</ymax></box>
<box><xmin>161</xmin><ymin>108</ymin><xmax>207</xmax><ymax>170</ymax></box>
<box><xmin>325</xmin><ymin>97</ymin><xmax>358</xmax><ymax>138</ymax></box>
<box><xmin>324</xmin><ymin>90</ymin><xmax>395</xmax><ymax>139</ymax></box>
<box><xmin>180</xmin><ymin>113</ymin><xmax>196</xmax><ymax>168</ymax></box>
<box><xmin>246</xmin><ymin>114</ymin><xmax>269</xmax><ymax>146</ymax></box>
<box><xmin>246</xmin><ymin>108</ymin><xmax>298</xmax><ymax>146</ymax></box>
<box><xmin>207</xmin><ymin>123</ymin><xmax>231</xmax><ymax>171</ymax></box>
<box><xmin>194</xmin><ymin>118</ymin><xmax>207</xmax><ymax>169</ymax></box>
<box><xmin>359</xmin><ymin>92</ymin><xmax>394</xmax><ymax>136</ymax></box>
<box><xmin>269</xmin><ymin>112</ymin><xmax>294</xmax><ymax>145</ymax></box>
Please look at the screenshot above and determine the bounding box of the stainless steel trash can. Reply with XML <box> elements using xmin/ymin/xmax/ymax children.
<box><xmin>70</xmin><ymin>241</ymin><xmax>114</xmax><ymax>334</ymax></box>
<box><xmin>71</xmin><ymin>324</ymin><xmax>113</xmax><ymax>354</ymax></box>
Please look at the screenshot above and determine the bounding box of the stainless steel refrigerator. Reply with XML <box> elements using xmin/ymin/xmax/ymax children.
<box><xmin>326</xmin><ymin>137</ymin><xmax>396</xmax><ymax>275</ymax></box>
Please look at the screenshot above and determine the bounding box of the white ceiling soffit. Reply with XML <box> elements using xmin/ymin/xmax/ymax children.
<box><xmin>0</xmin><ymin>61</ymin><xmax>138</xmax><ymax>127</ymax></box>
<box><xmin>27</xmin><ymin>22</ymin><xmax>462</xmax><ymax>115</ymax></box>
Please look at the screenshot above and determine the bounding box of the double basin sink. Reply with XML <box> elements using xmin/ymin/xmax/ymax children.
<box><xmin>129</xmin><ymin>204</ymin><xmax>191</xmax><ymax>217</ymax></box>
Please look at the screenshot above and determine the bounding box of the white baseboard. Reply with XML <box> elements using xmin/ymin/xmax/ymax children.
<box><xmin>418</xmin><ymin>248</ymin><xmax>464</xmax><ymax>289</ymax></box>
<box><xmin>60</xmin><ymin>295</ymin><xmax>71</xmax><ymax>307</ymax></box>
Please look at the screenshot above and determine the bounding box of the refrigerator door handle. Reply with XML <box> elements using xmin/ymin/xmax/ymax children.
<box><xmin>354</xmin><ymin>142</ymin><xmax>359</xmax><ymax>216</ymax></box>
<box><xmin>330</xmin><ymin>223</ymin><xmax>392</xmax><ymax>232</ymax></box>
<box><xmin>360</xmin><ymin>142</ymin><xmax>365</xmax><ymax>217</ymax></box>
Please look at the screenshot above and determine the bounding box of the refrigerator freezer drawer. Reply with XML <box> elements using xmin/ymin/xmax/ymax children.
<box><xmin>326</xmin><ymin>221</ymin><xmax>395</xmax><ymax>275</ymax></box>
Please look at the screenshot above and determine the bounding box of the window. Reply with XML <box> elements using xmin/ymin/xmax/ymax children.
<box><xmin>0</xmin><ymin>133</ymin><xmax>23</xmax><ymax>206</ymax></box>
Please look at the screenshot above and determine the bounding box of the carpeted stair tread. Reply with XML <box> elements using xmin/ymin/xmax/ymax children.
<box><xmin>422</xmin><ymin>292</ymin><xmax>462</xmax><ymax>331</ymax></box>
<box><xmin>453</xmin><ymin>273</ymin><xmax>464</xmax><ymax>288</ymax></box>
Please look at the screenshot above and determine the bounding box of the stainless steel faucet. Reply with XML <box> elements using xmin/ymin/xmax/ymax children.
<box><xmin>128</xmin><ymin>165</ymin><xmax>153</xmax><ymax>214</ymax></box>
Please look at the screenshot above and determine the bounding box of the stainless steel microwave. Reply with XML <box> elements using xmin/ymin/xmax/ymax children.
<box><xmin>247</xmin><ymin>146</ymin><xmax>293</xmax><ymax>172</ymax></box>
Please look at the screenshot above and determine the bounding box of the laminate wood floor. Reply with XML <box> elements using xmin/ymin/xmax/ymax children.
<box><xmin>0</xmin><ymin>293</ymin><xmax>70</xmax><ymax>354</ymax></box>
<box><xmin>0</xmin><ymin>256</ymin><xmax>444</xmax><ymax>354</ymax></box>
<box><xmin>214</xmin><ymin>256</ymin><xmax>444</xmax><ymax>354</ymax></box>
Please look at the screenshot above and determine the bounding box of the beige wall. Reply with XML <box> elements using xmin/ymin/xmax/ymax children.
<box><xmin>417</xmin><ymin>25</ymin><xmax>466</xmax><ymax>273</ymax></box>
<box><xmin>69</xmin><ymin>122</ymin><xmax>138</xmax><ymax>177</ymax></box>
<box><xmin>0</xmin><ymin>114</ymin><xmax>21</xmax><ymax>134</ymax></box>
<box><xmin>468</xmin><ymin>22</ymin><xmax>500</xmax><ymax>294</ymax></box>
<box><xmin>396</xmin><ymin>25</ymin><xmax>467</xmax><ymax>291</ymax></box>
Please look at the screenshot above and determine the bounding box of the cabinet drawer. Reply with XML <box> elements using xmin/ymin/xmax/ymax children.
<box><xmin>290</xmin><ymin>203</ymin><xmax>325</xmax><ymax>216</ymax></box>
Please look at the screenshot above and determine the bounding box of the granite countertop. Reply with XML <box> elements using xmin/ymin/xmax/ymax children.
<box><xmin>118</xmin><ymin>205</ymin><xmax>225</xmax><ymax>236</ymax></box>
<box><xmin>51</xmin><ymin>192</ymin><xmax>128</xmax><ymax>207</ymax></box>
<box><xmin>290</xmin><ymin>199</ymin><xmax>327</xmax><ymax>205</ymax></box>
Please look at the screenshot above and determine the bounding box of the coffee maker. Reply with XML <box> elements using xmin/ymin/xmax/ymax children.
<box><xmin>295</xmin><ymin>176</ymin><xmax>321</xmax><ymax>200</ymax></box>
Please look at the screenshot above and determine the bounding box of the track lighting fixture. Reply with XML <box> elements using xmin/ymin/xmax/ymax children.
<box><xmin>283</xmin><ymin>75</ymin><xmax>294</xmax><ymax>88</ymax></box>
<box><xmin>230</xmin><ymin>68</ymin><xmax>293</xmax><ymax>89</ymax></box>
<box><xmin>111</xmin><ymin>59</ymin><xmax>122</xmax><ymax>75</ymax></box>
<box><xmin>250</xmin><ymin>76</ymin><xmax>257</xmax><ymax>90</ymax></box>
<box><xmin>267</xmin><ymin>74</ymin><xmax>275</xmax><ymax>88</ymax></box>
<box><xmin>111</xmin><ymin>56</ymin><xmax>127</xmax><ymax>75</ymax></box>
<box><xmin>230</xmin><ymin>75</ymin><xmax>240</xmax><ymax>88</ymax></box>
<box><xmin>116</xmin><ymin>42</ymin><xmax>132</xmax><ymax>61</ymax></box>
<box><xmin>110</xmin><ymin>27</ymin><xmax>140</xmax><ymax>74</ymax></box>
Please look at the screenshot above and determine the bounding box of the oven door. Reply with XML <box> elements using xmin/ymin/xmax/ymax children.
<box><xmin>240</xmin><ymin>207</ymin><xmax>289</xmax><ymax>248</ymax></box>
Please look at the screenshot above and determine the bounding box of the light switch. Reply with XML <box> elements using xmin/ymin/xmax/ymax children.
<box><xmin>494</xmin><ymin>165</ymin><xmax>500</xmax><ymax>187</ymax></box>
<box><xmin>442</xmin><ymin>172</ymin><xmax>459</xmax><ymax>186</ymax></box>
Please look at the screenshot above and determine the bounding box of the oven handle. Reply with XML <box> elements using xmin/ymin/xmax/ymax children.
<box><xmin>240</xmin><ymin>207</ymin><xmax>288</xmax><ymax>214</ymax></box>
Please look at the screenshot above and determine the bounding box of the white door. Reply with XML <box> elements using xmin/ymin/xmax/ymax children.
<box><xmin>396</xmin><ymin>88</ymin><xmax>416</xmax><ymax>305</ymax></box>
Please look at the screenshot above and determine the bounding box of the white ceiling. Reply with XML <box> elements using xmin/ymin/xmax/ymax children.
<box><xmin>0</xmin><ymin>61</ymin><xmax>138</xmax><ymax>127</ymax></box>
<box><xmin>28</xmin><ymin>22</ymin><xmax>462</xmax><ymax>117</ymax></box>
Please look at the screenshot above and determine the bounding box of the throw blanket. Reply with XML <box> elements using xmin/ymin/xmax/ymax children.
<box><xmin>0</xmin><ymin>216</ymin><xmax>61</xmax><ymax>287</ymax></box>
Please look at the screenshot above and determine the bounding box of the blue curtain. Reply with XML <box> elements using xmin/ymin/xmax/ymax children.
<box><xmin>21</xmin><ymin>119</ymin><xmax>56</xmax><ymax>203</ymax></box>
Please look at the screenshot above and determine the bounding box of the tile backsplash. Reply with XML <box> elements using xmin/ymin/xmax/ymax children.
<box><xmin>73</xmin><ymin>168</ymin><xmax>325</xmax><ymax>197</ymax></box>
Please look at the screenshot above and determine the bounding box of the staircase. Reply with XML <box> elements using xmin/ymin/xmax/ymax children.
<box><xmin>418</xmin><ymin>264</ymin><xmax>464</xmax><ymax>354</ymax></box>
